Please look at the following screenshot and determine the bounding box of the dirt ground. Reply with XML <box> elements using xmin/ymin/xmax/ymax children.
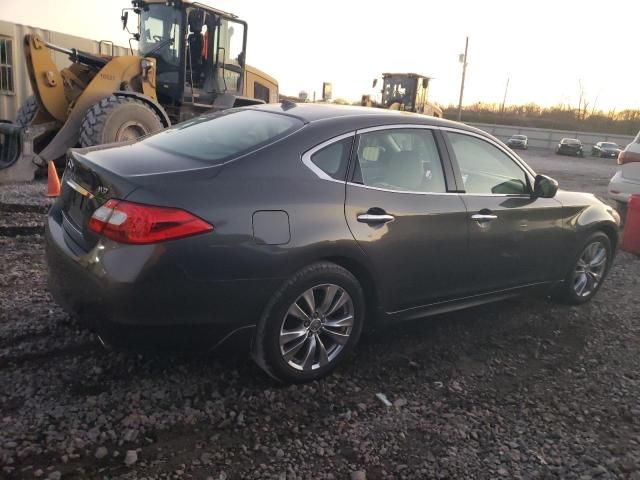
<box><xmin>1</xmin><ymin>150</ymin><xmax>639</xmax><ymax>480</ymax></box>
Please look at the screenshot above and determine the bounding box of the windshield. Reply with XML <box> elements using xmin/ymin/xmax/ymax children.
<box><xmin>602</xmin><ymin>143</ymin><xmax>618</xmax><ymax>148</ymax></box>
<box><xmin>139</xmin><ymin>5</ymin><xmax>181</xmax><ymax>63</ymax></box>
<box><xmin>142</xmin><ymin>110</ymin><xmax>303</xmax><ymax>163</ymax></box>
<box><xmin>381</xmin><ymin>75</ymin><xmax>415</xmax><ymax>109</ymax></box>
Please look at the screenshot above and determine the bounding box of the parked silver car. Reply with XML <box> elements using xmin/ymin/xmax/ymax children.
<box><xmin>507</xmin><ymin>134</ymin><xmax>528</xmax><ymax>150</ymax></box>
<box><xmin>608</xmin><ymin>131</ymin><xmax>640</xmax><ymax>219</ymax></box>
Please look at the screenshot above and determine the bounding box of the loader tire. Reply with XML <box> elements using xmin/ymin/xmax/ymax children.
<box><xmin>15</xmin><ymin>96</ymin><xmax>39</xmax><ymax>127</ymax></box>
<box><xmin>79</xmin><ymin>95</ymin><xmax>164</xmax><ymax>148</ymax></box>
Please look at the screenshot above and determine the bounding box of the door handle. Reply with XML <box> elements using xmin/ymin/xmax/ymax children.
<box><xmin>357</xmin><ymin>213</ymin><xmax>395</xmax><ymax>224</ymax></box>
<box><xmin>471</xmin><ymin>213</ymin><xmax>498</xmax><ymax>222</ymax></box>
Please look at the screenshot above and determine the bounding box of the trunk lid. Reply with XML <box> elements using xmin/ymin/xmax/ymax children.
<box><xmin>59</xmin><ymin>142</ymin><xmax>221</xmax><ymax>251</ymax></box>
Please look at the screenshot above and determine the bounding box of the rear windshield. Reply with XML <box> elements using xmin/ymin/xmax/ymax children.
<box><xmin>602</xmin><ymin>142</ymin><xmax>618</xmax><ymax>148</ymax></box>
<box><xmin>512</xmin><ymin>135</ymin><xmax>526</xmax><ymax>140</ymax></box>
<box><xmin>562</xmin><ymin>138</ymin><xmax>580</xmax><ymax>144</ymax></box>
<box><xmin>142</xmin><ymin>109</ymin><xmax>303</xmax><ymax>162</ymax></box>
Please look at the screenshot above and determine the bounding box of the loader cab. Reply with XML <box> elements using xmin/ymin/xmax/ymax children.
<box><xmin>380</xmin><ymin>73</ymin><xmax>431</xmax><ymax>113</ymax></box>
<box><xmin>136</xmin><ymin>1</ymin><xmax>247</xmax><ymax>115</ymax></box>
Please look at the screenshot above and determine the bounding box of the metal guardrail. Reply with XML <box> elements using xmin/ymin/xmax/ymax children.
<box><xmin>469</xmin><ymin>122</ymin><xmax>636</xmax><ymax>151</ymax></box>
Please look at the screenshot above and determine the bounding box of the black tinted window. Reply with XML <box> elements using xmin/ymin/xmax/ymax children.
<box><xmin>143</xmin><ymin>110</ymin><xmax>302</xmax><ymax>163</ymax></box>
<box><xmin>448</xmin><ymin>132</ymin><xmax>529</xmax><ymax>195</ymax></box>
<box><xmin>310</xmin><ymin>137</ymin><xmax>353</xmax><ymax>180</ymax></box>
<box><xmin>254</xmin><ymin>82</ymin><xmax>270</xmax><ymax>103</ymax></box>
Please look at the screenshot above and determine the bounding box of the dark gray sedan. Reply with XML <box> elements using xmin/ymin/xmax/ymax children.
<box><xmin>591</xmin><ymin>142</ymin><xmax>621</xmax><ymax>158</ymax></box>
<box><xmin>46</xmin><ymin>104</ymin><xmax>620</xmax><ymax>383</ymax></box>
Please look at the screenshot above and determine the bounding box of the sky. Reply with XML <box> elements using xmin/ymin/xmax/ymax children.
<box><xmin>1</xmin><ymin>0</ymin><xmax>639</xmax><ymax>111</ymax></box>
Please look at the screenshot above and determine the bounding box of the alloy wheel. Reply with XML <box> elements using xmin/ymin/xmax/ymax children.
<box><xmin>279</xmin><ymin>284</ymin><xmax>354</xmax><ymax>371</ymax></box>
<box><xmin>573</xmin><ymin>241</ymin><xmax>608</xmax><ymax>297</ymax></box>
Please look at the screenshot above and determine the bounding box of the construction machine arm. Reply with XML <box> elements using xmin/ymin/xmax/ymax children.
<box><xmin>23</xmin><ymin>34</ymin><xmax>69</xmax><ymax>123</ymax></box>
<box><xmin>42</xmin><ymin>40</ymin><xmax>109</xmax><ymax>69</ymax></box>
<box><xmin>23</xmin><ymin>34</ymin><xmax>113</xmax><ymax>124</ymax></box>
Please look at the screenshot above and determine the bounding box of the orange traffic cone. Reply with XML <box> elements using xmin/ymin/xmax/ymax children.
<box><xmin>45</xmin><ymin>160</ymin><xmax>61</xmax><ymax>197</ymax></box>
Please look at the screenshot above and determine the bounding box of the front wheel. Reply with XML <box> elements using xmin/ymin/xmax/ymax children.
<box><xmin>252</xmin><ymin>262</ymin><xmax>365</xmax><ymax>383</ymax></box>
<box><xmin>554</xmin><ymin>232</ymin><xmax>612</xmax><ymax>305</ymax></box>
<box><xmin>79</xmin><ymin>95</ymin><xmax>164</xmax><ymax>148</ymax></box>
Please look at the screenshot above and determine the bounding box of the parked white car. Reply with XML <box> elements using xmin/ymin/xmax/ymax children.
<box><xmin>608</xmin><ymin>130</ymin><xmax>640</xmax><ymax>218</ymax></box>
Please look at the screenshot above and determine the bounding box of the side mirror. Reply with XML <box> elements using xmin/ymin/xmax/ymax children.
<box><xmin>121</xmin><ymin>11</ymin><xmax>129</xmax><ymax>31</ymax></box>
<box><xmin>422</xmin><ymin>78</ymin><xmax>428</xmax><ymax>88</ymax></box>
<box><xmin>534</xmin><ymin>174</ymin><xmax>558</xmax><ymax>198</ymax></box>
<box><xmin>372</xmin><ymin>78</ymin><xmax>378</xmax><ymax>88</ymax></box>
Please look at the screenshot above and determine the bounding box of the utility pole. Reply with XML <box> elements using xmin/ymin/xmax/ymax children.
<box><xmin>457</xmin><ymin>36</ymin><xmax>469</xmax><ymax>121</ymax></box>
<box><xmin>500</xmin><ymin>77</ymin><xmax>510</xmax><ymax>115</ymax></box>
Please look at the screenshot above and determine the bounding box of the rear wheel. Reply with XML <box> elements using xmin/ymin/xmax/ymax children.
<box><xmin>15</xmin><ymin>95</ymin><xmax>39</xmax><ymax>127</ymax></box>
<box><xmin>252</xmin><ymin>262</ymin><xmax>365</xmax><ymax>383</ymax></box>
<box><xmin>79</xmin><ymin>95</ymin><xmax>164</xmax><ymax>148</ymax></box>
<box><xmin>554</xmin><ymin>232</ymin><xmax>612</xmax><ymax>305</ymax></box>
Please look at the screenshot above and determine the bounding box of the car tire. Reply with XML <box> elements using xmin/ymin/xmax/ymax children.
<box><xmin>252</xmin><ymin>262</ymin><xmax>365</xmax><ymax>383</ymax></box>
<box><xmin>554</xmin><ymin>231</ymin><xmax>612</xmax><ymax>305</ymax></box>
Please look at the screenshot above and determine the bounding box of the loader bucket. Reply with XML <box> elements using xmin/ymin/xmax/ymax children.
<box><xmin>0</xmin><ymin>121</ymin><xmax>22</xmax><ymax>170</ymax></box>
<box><xmin>0</xmin><ymin>121</ymin><xmax>53</xmax><ymax>184</ymax></box>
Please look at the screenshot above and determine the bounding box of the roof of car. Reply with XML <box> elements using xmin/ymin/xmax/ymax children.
<box><xmin>250</xmin><ymin>103</ymin><xmax>476</xmax><ymax>132</ymax></box>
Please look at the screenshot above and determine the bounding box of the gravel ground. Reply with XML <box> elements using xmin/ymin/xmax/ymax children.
<box><xmin>1</xmin><ymin>152</ymin><xmax>639</xmax><ymax>479</ymax></box>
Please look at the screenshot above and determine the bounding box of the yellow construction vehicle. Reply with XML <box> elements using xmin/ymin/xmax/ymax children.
<box><xmin>0</xmin><ymin>0</ymin><xmax>278</xmax><ymax>183</ymax></box>
<box><xmin>361</xmin><ymin>73</ymin><xmax>442</xmax><ymax>118</ymax></box>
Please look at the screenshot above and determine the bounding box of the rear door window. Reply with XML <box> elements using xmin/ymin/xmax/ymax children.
<box><xmin>143</xmin><ymin>109</ymin><xmax>303</xmax><ymax>163</ymax></box>
<box><xmin>353</xmin><ymin>128</ymin><xmax>447</xmax><ymax>193</ymax></box>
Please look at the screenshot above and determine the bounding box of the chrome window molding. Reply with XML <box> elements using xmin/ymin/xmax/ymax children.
<box><xmin>301</xmin><ymin>131</ymin><xmax>355</xmax><ymax>183</ymax></box>
<box><xmin>300</xmin><ymin>123</ymin><xmax>537</xmax><ymax>199</ymax></box>
<box><xmin>355</xmin><ymin>124</ymin><xmax>439</xmax><ymax>134</ymax></box>
<box><xmin>345</xmin><ymin>181</ymin><xmax>530</xmax><ymax>197</ymax></box>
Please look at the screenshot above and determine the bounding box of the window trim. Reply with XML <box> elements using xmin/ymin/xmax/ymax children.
<box><xmin>301</xmin><ymin>132</ymin><xmax>356</xmax><ymax>183</ymax></box>
<box><xmin>0</xmin><ymin>37</ymin><xmax>14</xmax><ymax>95</ymax></box>
<box><xmin>440</xmin><ymin>127</ymin><xmax>536</xmax><ymax>197</ymax></box>
<box><xmin>301</xmin><ymin>124</ymin><xmax>539</xmax><ymax>198</ymax></box>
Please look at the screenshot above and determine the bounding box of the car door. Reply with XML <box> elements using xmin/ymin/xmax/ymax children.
<box><xmin>443</xmin><ymin>129</ymin><xmax>566</xmax><ymax>292</ymax></box>
<box><xmin>344</xmin><ymin>126</ymin><xmax>469</xmax><ymax>312</ymax></box>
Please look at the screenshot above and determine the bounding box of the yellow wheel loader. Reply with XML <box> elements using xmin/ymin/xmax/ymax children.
<box><xmin>0</xmin><ymin>0</ymin><xmax>278</xmax><ymax>183</ymax></box>
<box><xmin>361</xmin><ymin>73</ymin><xmax>442</xmax><ymax>118</ymax></box>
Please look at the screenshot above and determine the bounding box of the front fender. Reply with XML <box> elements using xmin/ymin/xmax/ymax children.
<box><xmin>557</xmin><ymin>190</ymin><xmax>620</xmax><ymax>253</ymax></box>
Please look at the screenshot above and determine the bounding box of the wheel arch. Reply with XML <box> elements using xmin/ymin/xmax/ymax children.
<box><xmin>112</xmin><ymin>91</ymin><xmax>171</xmax><ymax>128</ymax></box>
<box><xmin>595</xmin><ymin>222</ymin><xmax>619</xmax><ymax>253</ymax></box>
<box><xmin>319</xmin><ymin>254</ymin><xmax>382</xmax><ymax>327</ymax></box>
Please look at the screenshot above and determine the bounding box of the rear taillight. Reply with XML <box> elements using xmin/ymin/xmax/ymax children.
<box><xmin>88</xmin><ymin>199</ymin><xmax>213</xmax><ymax>244</ymax></box>
<box><xmin>618</xmin><ymin>150</ymin><xmax>640</xmax><ymax>165</ymax></box>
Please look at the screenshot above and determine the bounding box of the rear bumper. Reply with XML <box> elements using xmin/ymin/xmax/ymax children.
<box><xmin>608</xmin><ymin>169</ymin><xmax>640</xmax><ymax>204</ymax></box>
<box><xmin>45</xmin><ymin>206</ymin><xmax>284</xmax><ymax>350</ymax></box>
<box><xmin>557</xmin><ymin>147</ymin><xmax>582</xmax><ymax>155</ymax></box>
